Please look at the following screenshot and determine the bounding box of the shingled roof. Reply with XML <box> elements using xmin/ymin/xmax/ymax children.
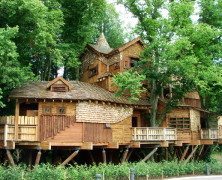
<box><xmin>9</xmin><ymin>80</ymin><xmax>149</xmax><ymax>107</ymax></box>
<box><xmin>89</xmin><ymin>33</ymin><xmax>113</xmax><ymax>54</ymax></box>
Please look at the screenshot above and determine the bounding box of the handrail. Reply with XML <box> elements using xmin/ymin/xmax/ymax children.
<box><xmin>201</xmin><ymin>129</ymin><xmax>218</xmax><ymax>140</ymax></box>
<box><xmin>132</xmin><ymin>127</ymin><xmax>177</xmax><ymax>141</ymax></box>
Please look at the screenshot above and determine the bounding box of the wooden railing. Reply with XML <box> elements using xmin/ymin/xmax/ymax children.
<box><xmin>39</xmin><ymin>115</ymin><xmax>75</xmax><ymax>141</ymax></box>
<box><xmin>132</xmin><ymin>127</ymin><xmax>177</xmax><ymax>141</ymax></box>
<box><xmin>0</xmin><ymin>116</ymin><xmax>38</xmax><ymax>144</ymax></box>
<box><xmin>201</xmin><ymin>129</ymin><xmax>218</xmax><ymax>140</ymax></box>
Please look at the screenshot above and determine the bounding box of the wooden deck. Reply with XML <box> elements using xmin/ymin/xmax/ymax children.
<box><xmin>1</xmin><ymin>116</ymin><xmax>222</xmax><ymax>149</ymax></box>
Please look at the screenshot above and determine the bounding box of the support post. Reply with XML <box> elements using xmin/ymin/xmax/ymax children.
<box><xmin>121</xmin><ymin>147</ymin><xmax>129</xmax><ymax>163</ymax></box>
<box><xmin>15</xmin><ymin>100</ymin><xmax>19</xmax><ymax>140</ymax></box>
<box><xmin>35</xmin><ymin>149</ymin><xmax>42</xmax><ymax>166</ymax></box>
<box><xmin>89</xmin><ymin>151</ymin><xmax>95</xmax><ymax>164</ymax></box>
<box><xmin>184</xmin><ymin>145</ymin><xmax>199</xmax><ymax>164</ymax></box>
<box><xmin>197</xmin><ymin>145</ymin><xmax>205</xmax><ymax>160</ymax></box>
<box><xmin>61</xmin><ymin>149</ymin><xmax>79</xmax><ymax>166</ymax></box>
<box><xmin>102</xmin><ymin>149</ymin><xmax>106</xmax><ymax>164</ymax></box>
<box><xmin>126</xmin><ymin>149</ymin><xmax>133</xmax><ymax>162</ymax></box>
<box><xmin>6</xmin><ymin>149</ymin><xmax>15</xmax><ymax>166</ymax></box>
<box><xmin>180</xmin><ymin>145</ymin><xmax>190</xmax><ymax>162</ymax></box>
<box><xmin>141</xmin><ymin>145</ymin><xmax>160</xmax><ymax>162</ymax></box>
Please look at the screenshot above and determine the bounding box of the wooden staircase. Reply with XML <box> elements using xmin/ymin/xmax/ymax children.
<box><xmin>39</xmin><ymin>115</ymin><xmax>76</xmax><ymax>141</ymax></box>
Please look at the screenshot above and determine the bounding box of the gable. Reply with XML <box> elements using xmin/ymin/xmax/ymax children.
<box><xmin>46</xmin><ymin>77</ymin><xmax>71</xmax><ymax>92</ymax></box>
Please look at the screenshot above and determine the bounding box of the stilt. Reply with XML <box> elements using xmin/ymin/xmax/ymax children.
<box><xmin>35</xmin><ymin>149</ymin><xmax>42</xmax><ymax>166</ymax></box>
<box><xmin>121</xmin><ymin>148</ymin><xmax>129</xmax><ymax>163</ymax></box>
<box><xmin>61</xmin><ymin>149</ymin><xmax>79</xmax><ymax>166</ymax></box>
<box><xmin>126</xmin><ymin>149</ymin><xmax>133</xmax><ymax>162</ymax></box>
<box><xmin>102</xmin><ymin>149</ymin><xmax>106</xmax><ymax>164</ymax></box>
<box><xmin>109</xmin><ymin>150</ymin><xmax>113</xmax><ymax>163</ymax></box>
<box><xmin>197</xmin><ymin>145</ymin><xmax>204</xmax><ymax>160</ymax></box>
<box><xmin>89</xmin><ymin>151</ymin><xmax>95</xmax><ymax>164</ymax></box>
<box><xmin>141</xmin><ymin>145</ymin><xmax>160</xmax><ymax>162</ymax></box>
<box><xmin>184</xmin><ymin>145</ymin><xmax>199</xmax><ymax>164</ymax></box>
<box><xmin>180</xmin><ymin>145</ymin><xmax>189</xmax><ymax>162</ymax></box>
<box><xmin>6</xmin><ymin>149</ymin><xmax>15</xmax><ymax>166</ymax></box>
<box><xmin>28</xmin><ymin>150</ymin><xmax>32</xmax><ymax>167</ymax></box>
<box><xmin>165</xmin><ymin>147</ymin><xmax>168</xmax><ymax>161</ymax></box>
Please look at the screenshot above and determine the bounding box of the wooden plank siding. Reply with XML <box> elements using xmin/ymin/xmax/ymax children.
<box><xmin>111</xmin><ymin>117</ymin><xmax>132</xmax><ymax>144</ymax></box>
<box><xmin>83</xmin><ymin>123</ymin><xmax>112</xmax><ymax>143</ymax></box>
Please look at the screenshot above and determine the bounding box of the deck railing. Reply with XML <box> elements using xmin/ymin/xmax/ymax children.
<box><xmin>132</xmin><ymin>127</ymin><xmax>177</xmax><ymax>141</ymax></box>
<box><xmin>0</xmin><ymin>116</ymin><xmax>38</xmax><ymax>144</ymax></box>
<box><xmin>201</xmin><ymin>129</ymin><xmax>218</xmax><ymax>140</ymax></box>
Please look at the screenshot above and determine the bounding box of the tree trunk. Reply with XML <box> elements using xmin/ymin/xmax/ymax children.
<box><xmin>149</xmin><ymin>79</ymin><xmax>159</xmax><ymax>127</ymax></box>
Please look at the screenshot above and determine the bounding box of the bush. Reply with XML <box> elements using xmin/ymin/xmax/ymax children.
<box><xmin>0</xmin><ymin>161</ymin><xmax>222</xmax><ymax>179</ymax></box>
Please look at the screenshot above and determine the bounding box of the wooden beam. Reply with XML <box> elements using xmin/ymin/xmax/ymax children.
<box><xmin>121</xmin><ymin>148</ymin><xmax>129</xmax><ymax>163</ymax></box>
<box><xmin>107</xmin><ymin>142</ymin><xmax>119</xmax><ymax>149</ymax></box>
<box><xmin>141</xmin><ymin>145</ymin><xmax>160</xmax><ymax>162</ymax></box>
<box><xmin>35</xmin><ymin>149</ymin><xmax>42</xmax><ymax>166</ymax></box>
<box><xmin>180</xmin><ymin>145</ymin><xmax>190</xmax><ymax>162</ymax></box>
<box><xmin>6</xmin><ymin>149</ymin><xmax>15</xmax><ymax>166</ymax></box>
<box><xmin>61</xmin><ymin>149</ymin><xmax>79</xmax><ymax>166</ymax></box>
<box><xmin>184</xmin><ymin>145</ymin><xmax>199</xmax><ymax>164</ymax></box>
<box><xmin>15</xmin><ymin>101</ymin><xmax>19</xmax><ymax>140</ymax></box>
<box><xmin>126</xmin><ymin>149</ymin><xmax>133</xmax><ymax>162</ymax></box>
<box><xmin>81</xmin><ymin>142</ymin><xmax>93</xmax><ymax>150</ymax></box>
<box><xmin>197</xmin><ymin>145</ymin><xmax>204</xmax><ymax>161</ymax></box>
<box><xmin>102</xmin><ymin>149</ymin><xmax>106</xmax><ymax>164</ymax></box>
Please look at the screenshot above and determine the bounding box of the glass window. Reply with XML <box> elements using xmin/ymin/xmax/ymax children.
<box><xmin>57</xmin><ymin>107</ymin><xmax>66</xmax><ymax>115</ymax></box>
<box><xmin>43</xmin><ymin>106</ymin><xmax>51</xmax><ymax>114</ymax></box>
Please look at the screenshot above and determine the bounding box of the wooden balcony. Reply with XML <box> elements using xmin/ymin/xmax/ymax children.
<box><xmin>0</xmin><ymin>116</ymin><xmax>38</xmax><ymax>146</ymax></box>
<box><xmin>132</xmin><ymin>127</ymin><xmax>177</xmax><ymax>141</ymax></box>
<box><xmin>201</xmin><ymin>129</ymin><xmax>218</xmax><ymax>140</ymax></box>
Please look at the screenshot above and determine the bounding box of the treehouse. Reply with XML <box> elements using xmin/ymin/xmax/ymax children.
<box><xmin>81</xmin><ymin>33</ymin><xmax>221</xmax><ymax>149</ymax></box>
<box><xmin>0</xmin><ymin>77</ymin><xmax>179</xmax><ymax>164</ymax></box>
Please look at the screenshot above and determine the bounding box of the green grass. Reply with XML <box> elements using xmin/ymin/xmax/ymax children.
<box><xmin>0</xmin><ymin>161</ymin><xmax>221</xmax><ymax>180</ymax></box>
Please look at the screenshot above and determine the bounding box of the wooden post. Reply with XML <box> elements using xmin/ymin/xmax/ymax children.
<box><xmin>165</xmin><ymin>147</ymin><xmax>168</xmax><ymax>161</ymax></box>
<box><xmin>197</xmin><ymin>145</ymin><xmax>204</xmax><ymax>160</ymax></box>
<box><xmin>6</xmin><ymin>149</ymin><xmax>15</xmax><ymax>166</ymax></box>
<box><xmin>28</xmin><ymin>150</ymin><xmax>33</xmax><ymax>168</ymax></box>
<box><xmin>180</xmin><ymin>145</ymin><xmax>190</xmax><ymax>162</ymax></box>
<box><xmin>15</xmin><ymin>100</ymin><xmax>19</xmax><ymax>140</ymax></box>
<box><xmin>35</xmin><ymin>149</ymin><xmax>42</xmax><ymax>166</ymax></box>
<box><xmin>61</xmin><ymin>149</ymin><xmax>79</xmax><ymax>166</ymax></box>
<box><xmin>102</xmin><ymin>149</ymin><xmax>106</xmax><ymax>164</ymax></box>
<box><xmin>184</xmin><ymin>145</ymin><xmax>199</xmax><ymax>164</ymax></box>
<box><xmin>141</xmin><ymin>145</ymin><xmax>160</xmax><ymax>162</ymax></box>
<box><xmin>4</xmin><ymin>124</ymin><xmax>8</xmax><ymax>147</ymax></box>
<box><xmin>121</xmin><ymin>148</ymin><xmax>129</xmax><ymax>163</ymax></box>
<box><xmin>89</xmin><ymin>151</ymin><xmax>95</xmax><ymax>164</ymax></box>
<box><xmin>126</xmin><ymin>149</ymin><xmax>133</xmax><ymax>162</ymax></box>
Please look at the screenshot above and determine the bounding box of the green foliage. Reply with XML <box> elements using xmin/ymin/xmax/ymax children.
<box><xmin>0</xmin><ymin>27</ymin><xmax>34</xmax><ymax>109</ymax></box>
<box><xmin>115</xmin><ymin>0</ymin><xmax>222</xmax><ymax>125</ymax></box>
<box><xmin>0</xmin><ymin>161</ymin><xmax>222</xmax><ymax>179</ymax></box>
<box><xmin>113</xmin><ymin>70</ymin><xmax>146</xmax><ymax>101</ymax></box>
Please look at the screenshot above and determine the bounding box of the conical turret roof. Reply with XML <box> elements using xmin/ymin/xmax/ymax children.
<box><xmin>90</xmin><ymin>33</ymin><xmax>113</xmax><ymax>54</ymax></box>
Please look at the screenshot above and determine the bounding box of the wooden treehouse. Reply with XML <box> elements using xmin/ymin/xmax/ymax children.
<box><xmin>0</xmin><ymin>34</ymin><xmax>221</xmax><ymax>165</ymax></box>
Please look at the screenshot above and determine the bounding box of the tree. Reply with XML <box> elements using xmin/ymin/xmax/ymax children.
<box><xmin>0</xmin><ymin>27</ymin><xmax>34</xmax><ymax>110</ymax></box>
<box><xmin>0</xmin><ymin>0</ymin><xmax>64</xmax><ymax>81</ymax></box>
<box><xmin>97</xmin><ymin>3</ymin><xmax>126</xmax><ymax>48</ymax></box>
<box><xmin>59</xmin><ymin>0</ymin><xmax>107</xmax><ymax>79</ymax></box>
<box><xmin>114</xmin><ymin>0</ymin><xmax>222</xmax><ymax>126</ymax></box>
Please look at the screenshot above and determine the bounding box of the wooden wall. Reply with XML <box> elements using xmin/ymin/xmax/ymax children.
<box><xmin>111</xmin><ymin>117</ymin><xmax>132</xmax><ymax>144</ymax></box>
<box><xmin>190</xmin><ymin>109</ymin><xmax>201</xmax><ymax>131</ymax></box>
<box><xmin>83</xmin><ymin>123</ymin><xmax>112</xmax><ymax>143</ymax></box>
<box><xmin>38</xmin><ymin>102</ymin><xmax>76</xmax><ymax>116</ymax></box>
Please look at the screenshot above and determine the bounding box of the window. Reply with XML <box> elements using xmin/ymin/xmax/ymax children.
<box><xmin>51</xmin><ymin>84</ymin><xmax>67</xmax><ymax>92</ymax></box>
<box><xmin>43</xmin><ymin>106</ymin><xmax>51</xmax><ymax>114</ymax></box>
<box><xmin>169</xmin><ymin>118</ymin><xmax>190</xmax><ymax>130</ymax></box>
<box><xmin>130</xmin><ymin>57</ymin><xmax>139</xmax><ymax>67</ymax></box>
<box><xmin>124</xmin><ymin>60</ymin><xmax>130</xmax><ymax>69</ymax></box>
<box><xmin>89</xmin><ymin>65</ymin><xmax>98</xmax><ymax>77</ymax></box>
<box><xmin>105</xmin><ymin>123</ymin><xmax>111</xmax><ymax>128</ymax></box>
<box><xmin>57</xmin><ymin>107</ymin><xmax>66</xmax><ymax>115</ymax></box>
